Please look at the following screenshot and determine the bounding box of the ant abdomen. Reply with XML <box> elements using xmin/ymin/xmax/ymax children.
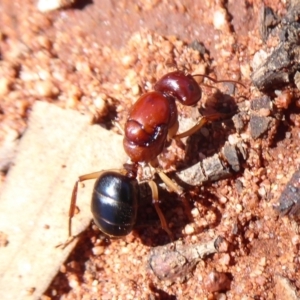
<box><xmin>91</xmin><ymin>171</ymin><xmax>139</xmax><ymax>237</ymax></box>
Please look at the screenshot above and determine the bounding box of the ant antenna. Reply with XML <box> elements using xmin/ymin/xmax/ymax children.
<box><xmin>192</xmin><ymin>74</ymin><xmax>246</xmax><ymax>89</ymax></box>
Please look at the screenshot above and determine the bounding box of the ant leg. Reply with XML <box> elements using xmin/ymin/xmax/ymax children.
<box><xmin>58</xmin><ymin>169</ymin><xmax>125</xmax><ymax>249</ymax></box>
<box><xmin>174</xmin><ymin>113</ymin><xmax>227</xmax><ymax>139</ymax></box>
<box><xmin>148</xmin><ymin>180</ymin><xmax>174</xmax><ymax>241</ymax></box>
<box><xmin>157</xmin><ymin>170</ymin><xmax>193</xmax><ymax>221</ymax></box>
<box><xmin>69</xmin><ymin>171</ymin><xmax>105</xmax><ymax>237</ymax></box>
<box><xmin>156</xmin><ymin>170</ymin><xmax>183</xmax><ymax>195</ymax></box>
<box><xmin>149</xmin><ymin>161</ymin><xmax>184</xmax><ymax>197</ymax></box>
<box><xmin>167</xmin><ymin>119</ymin><xmax>179</xmax><ymax>140</ymax></box>
<box><xmin>111</xmin><ymin>120</ymin><xmax>125</xmax><ymax>135</ymax></box>
<box><xmin>56</xmin><ymin>171</ymin><xmax>106</xmax><ymax>249</ymax></box>
<box><xmin>173</xmin><ymin>75</ymin><xmax>245</xmax><ymax>140</ymax></box>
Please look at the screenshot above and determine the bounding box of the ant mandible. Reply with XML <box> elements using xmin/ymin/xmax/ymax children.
<box><xmin>68</xmin><ymin>70</ymin><xmax>243</xmax><ymax>242</ymax></box>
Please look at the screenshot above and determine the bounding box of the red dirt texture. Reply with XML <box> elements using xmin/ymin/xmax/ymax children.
<box><xmin>0</xmin><ymin>0</ymin><xmax>300</xmax><ymax>299</ymax></box>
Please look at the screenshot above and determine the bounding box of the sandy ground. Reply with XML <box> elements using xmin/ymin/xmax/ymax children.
<box><xmin>0</xmin><ymin>0</ymin><xmax>300</xmax><ymax>299</ymax></box>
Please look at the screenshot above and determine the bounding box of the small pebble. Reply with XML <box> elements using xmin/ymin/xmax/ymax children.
<box><xmin>184</xmin><ymin>224</ymin><xmax>195</xmax><ymax>235</ymax></box>
<box><xmin>34</xmin><ymin>80</ymin><xmax>59</xmax><ymax>98</ymax></box>
<box><xmin>37</xmin><ymin>0</ymin><xmax>74</xmax><ymax>12</ymax></box>
<box><xmin>218</xmin><ymin>253</ymin><xmax>230</xmax><ymax>266</ymax></box>
<box><xmin>92</xmin><ymin>246</ymin><xmax>105</xmax><ymax>256</ymax></box>
<box><xmin>68</xmin><ymin>275</ymin><xmax>79</xmax><ymax>289</ymax></box>
<box><xmin>94</xmin><ymin>96</ymin><xmax>108</xmax><ymax>117</ymax></box>
<box><xmin>121</xmin><ymin>54</ymin><xmax>137</xmax><ymax>68</ymax></box>
<box><xmin>204</xmin><ymin>271</ymin><xmax>231</xmax><ymax>292</ymax></box>
<box><xmin>0</xmin><ymin>78</ymin><xmax>12</xmax><ymax>95</ymax></box>
<box><xmin>213</xmin><ymin>10</ymin><xmax>227</xmax><ymax>30</ymax></box>
<box><xmin>191</xmin><ymin>207</ymin><xmax>200</xmax><ymax>217</ymax></box>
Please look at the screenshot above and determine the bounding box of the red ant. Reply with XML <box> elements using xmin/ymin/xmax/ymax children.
<box><xmin>68</xmin><ymin>70</ymin><xmax>244</xmax><ymax>242</ymax></box>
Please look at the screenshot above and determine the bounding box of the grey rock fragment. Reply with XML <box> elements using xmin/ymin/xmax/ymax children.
<box><xmin>149</xmin><ymin>237</ymin><xmax>221</xmax><ymax>283</ymax></box>
<box><xmin>223</xmin><ymin>142</ymin><xmax>240</xmax><ymax>172</ymax></box>
<box><xmin>252</xmin><ymin>2</ymin><xmax>300</xmax><ymax>91</ymax></box>
<box><xmin>176</xmin><ymin>154</ymin><xmax>231</xmax><ymax>186</ymax></box>
<box><xmin>250</xmin><ymin>96</ymin><xmax>272</xmax><ymax>111</ymax></box>
<box><xmin>275</xmin><ymin>169</ymin><xmax>300</xmax><ymax>216</ymax></box>
<box><xmin>260</xmin><ymin>5</ymin><xmax>279</xmax><ymax>41</ymax></box>
<box><xmin>176</xmin><ymin>162</ymin><xmax>206</xmax><ymax>186</ymax></box>
<box><xmin>249</xmin><ymin>115</ymin><xmax>273</xmax><ymax>139</ymax></box>
<box><xmin>202</xmin><ymin>154</ymin><xmax>231</xmax><ymax>182</ymax></box>
<box><xmin>232</xmin><ymin>112</ymin><xmax>247</xmax><ymax>133</ymax></box>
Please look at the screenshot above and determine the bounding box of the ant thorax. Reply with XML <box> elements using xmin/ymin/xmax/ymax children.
<box><xmin>136</xmin><ymin>162</ymin><xmax>156</xmax><ymax>183</ymax></box>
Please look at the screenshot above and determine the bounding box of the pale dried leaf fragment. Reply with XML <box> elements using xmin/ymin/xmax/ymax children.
<box><xmin>0</xmin><ymin>102</ymin><xmax>127</xmax><ymax>300</ymax></box>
